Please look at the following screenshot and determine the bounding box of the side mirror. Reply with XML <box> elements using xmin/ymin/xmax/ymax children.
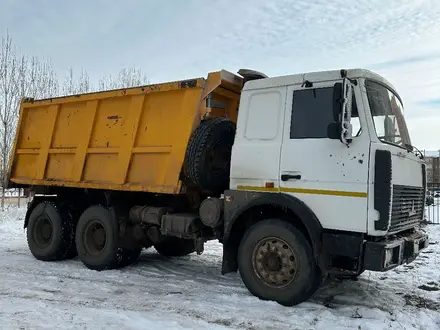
<box><xmin>331</xmin><ymin>80</ymin><xmax>353</xmax><ymax>145</ymax></box>
<box><xmin>329</xmin><ymin>82</ymin><xmax>343</xmax><ymax>140</ymax></box>
<box><xmin>333</xmin><ymin>82</ymin><xmax>343</xmax><ymax>122</ymax></box>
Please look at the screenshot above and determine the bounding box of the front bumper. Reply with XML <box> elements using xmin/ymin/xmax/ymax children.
<box><xmin>363</xmin><ymin>230</ymin><xmax>429</xmax><ymax>271</ymax></box>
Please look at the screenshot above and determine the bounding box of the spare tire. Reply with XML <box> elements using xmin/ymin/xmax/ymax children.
<box><xmin>185</xmin><ymin>117</ymin><xmax>236</xmax><ymax>192</ymax></box>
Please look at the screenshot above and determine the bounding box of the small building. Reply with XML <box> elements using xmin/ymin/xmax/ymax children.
<box><xmin>423</xmin><ymin>150</ymin><xmax>440</xmax><ymax>190</ymax></box>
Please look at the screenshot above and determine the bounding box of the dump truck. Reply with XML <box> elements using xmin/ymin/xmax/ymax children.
<box><xmin>7</xmin><ymin>68</ymin><xmax>429</xmax><ymax>306</ymax></box>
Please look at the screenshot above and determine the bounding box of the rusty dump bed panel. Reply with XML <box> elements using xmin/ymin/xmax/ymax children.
<box><xmin>8</xmin><ymin>71</ymin><xmax>243</xmax><ymax>194</ymax></box>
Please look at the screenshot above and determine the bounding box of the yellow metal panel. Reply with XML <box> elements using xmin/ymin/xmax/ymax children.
<box><xmin>83</xmin><ymin>154</ymin><xmax>119</xmax><ymax>182</ymax></box>
<box><xmin>116</xmin><ymin>95</ymin><xmax>145</xmax><ymax>184</ymax></box>
<box><xmin>12</xmin><ymin>154</ymin><xmax>38</xmax><ymax>178</ymax></box>
<box><xmin>17</xmin><ymin>106</ymin><xmax>53</xmax><ymax>149</ymax></box>
<box><xmin>11</xmin><ymin>177</ymin><xmax>179</xmax><ymax>194</ymax></box>
<box><xmin>22</xmin><ymin>79</ymin><xmax>205</xmax><ymax>108</ymax></box>
<box><xmin>89</xmin><ymin>96</ymin><xmax>132</xmax><ymax>148</ymax></box>
<box><xmin>35</xmin><ymin>104</ymin><xmax>59</xmax><ymax>180</ymax></box>
<box><xmin>8</xmin><ymin>71</ymin><xmax>243</xmax><ymax>194</ymax></box>
<box><xmin>199</xmin><ymin>71</ymin><xmax>241</xmax><ymax>121</ymax></box>
<box><xmin>127</xmin><ymin>153</ymin><xmax>170</xmax><ymax>186</ymax></box>
<box><xmin>134</xmin><ymin>90</ymin><xmax>185</xmax><ymax>147</ymax></box>
<box><xmin>52</xmin><ymin>101</ymin><xmax>89</xmax><ymax>148</ymax></box>
<box><xmin>46</xmin><ymin>154</ymin><xmax>75</xmax><ymax>180</ymax></box>
<box><xmin>71</xmin><ymin>100</ymin><xmax>99</xmax><ymax>182</ymax></box>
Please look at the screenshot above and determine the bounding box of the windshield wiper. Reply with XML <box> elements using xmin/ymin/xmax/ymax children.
<box><xmin>404</xmin><ymin>143</ymin><xmax>424</xmax><ymax>159</ymax></box>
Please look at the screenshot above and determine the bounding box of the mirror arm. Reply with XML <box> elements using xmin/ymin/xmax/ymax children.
<box><xmin>340</xmin><ymin>78</ymin><xmax>353</xmax><ymax>146</ymax></box>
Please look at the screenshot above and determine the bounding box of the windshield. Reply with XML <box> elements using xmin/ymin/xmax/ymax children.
<box><xmin>365</xmin><ymin>80</ymin><xmax>411</xmax><ymax>148</ymax></box>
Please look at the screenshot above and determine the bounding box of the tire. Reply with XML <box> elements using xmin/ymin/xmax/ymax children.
<box><xmin>154</xmin><ymin>238</ymin><xmax>195</xmax><ymax>257</ymax></box>
<box><xmin>118</xmin><ymin>247</ymin><xmax>142</xmax><ymax>268</ymax></box>
<box><xmin>65</xmin><ymin>238</ymin><xmax>78</xmax><ymax>259</ymax></box>
<box><xmin>26</xmin><ymin>201</ymin><xmax>75</xmax><ymax>261</ymax></box>
<box><xmin>75</xmin><ymin>205</ymin><xmax>121</xmax><ymax>271</ymax></box>
<box><xmin>305</xmin><ymin>266</ymin><xmax>324</xmax><ymax>298</ymax></box>
<box><xmin>185</xmin><ymin>117</ymin><xmax>236</xmax><ymax>192</ymax></box>
<box><xmin>61</xmin><ymin>205</ymin><xmax>78</xmax><ymax>259</ymax></box>
<box><xmin>238</xmin><ymin>219</ymin><xmax>318</xmax><ymax>306</ymax></box>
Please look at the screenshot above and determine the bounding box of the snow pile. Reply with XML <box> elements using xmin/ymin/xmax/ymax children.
<box><xmin>1</xmin><ymin>206</ymin><xmax>439</xmax><ymax>329</ymax></box>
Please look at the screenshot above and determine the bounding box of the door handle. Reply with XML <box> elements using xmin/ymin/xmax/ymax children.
<box><xmin>281</xmin><ymin>174</ymin><xmax>301</xmax><ymax>181</ymax></box>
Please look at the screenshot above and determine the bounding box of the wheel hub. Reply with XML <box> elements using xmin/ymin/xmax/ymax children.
<box><xmin>208</xmin><ymin>142</ymin><xmax>231</xmax><ymax>176</ymax></box>
<box><xmin>42</xmin><ymin>223</ymin><xmax>52</xmax><ymax>240</ymax></box>
<box><xmin>34</xmin><ymin>217</ymin><xmax>53</xmax><ymax>249</ymax></box>
<box><xmin>93</xmin><ymin>228</ymin><xmax>105</xmax><ymax>247</ymax></box>
<box><xmin>84</xmin><ymin>221</ymin><xmax>107</xmax><ymax>255</ymax></box>
<box><xmin>263</xmin><ymin>252</ymin><xmax>282</xmax><ymax>271</ymax></box>
<box><xmin>252</xmin><ymin>237</ymin><xmax>298</xmax><ymax>288</ymax></box>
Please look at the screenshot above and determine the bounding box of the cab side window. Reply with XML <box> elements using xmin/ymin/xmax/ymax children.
<box><xmin>290</xmin><ymin>87</ymin><xmax>360</xmax><ymax>139</ymax></box>
<box><xmin>245</xmin><ymin>91</ymin><xmax>281</xmax><ymax>140</ymax></box>
<box><xmin>290</xmin><ymin>87</ymin><xmax>334</xmax><ymax>139</ymax></box>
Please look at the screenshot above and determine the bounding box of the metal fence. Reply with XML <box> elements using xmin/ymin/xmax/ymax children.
<box><xmin>425</xmin><ymin>185</ymin><xmax>440</xmax><ymax>224</ymax></box>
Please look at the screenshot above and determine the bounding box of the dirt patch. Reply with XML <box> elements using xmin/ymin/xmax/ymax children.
<box><xmin>418</xmin><ymin>282</ymin><xmax>440</xmax><ymax>292</ymax></box>
<box><xmin>323</xmin><ymin>295</ymin><xmax>336</xmax><ymax>309</ymax></box>
<box><xmin>403</xmin><ymin>294</ymin><xmax>440</xmax><ymax>311</ymax></box>
<box><xmin>211</xmin><ymin>319</ymin><xmax>232</xmax><ymax>327</ymax></box>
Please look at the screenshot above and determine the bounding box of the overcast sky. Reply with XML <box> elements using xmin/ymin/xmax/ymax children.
<box><xmin>1</xmin><ymin>0</ymin><xmax>440</xmax><ymax>150</ymax></box>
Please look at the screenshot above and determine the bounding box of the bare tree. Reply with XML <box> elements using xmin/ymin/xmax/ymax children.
<box><xmin>98</xmin><ymin>66</ymin><xmax>149</xmax><ymax>90</ymax></box>
<box><xmin>1</xmin><ymin>34</ymin><xmax>148</xmax><ymax>209</ymax></box>
<box><xmin>26</xmin><ymin>56</ymin><xmax>59</xmax><ymax>99</ymax></box>
<box><xmin>0</xmin><ymin>32</ymin><xmax>59</xmax><ymax>209</ymax></box>
<box><xmin>0</xmin><ymin>33</ymin><xmax>20</xmax><ymax>209</ymax></box>
<box><xmin>61</xmin><ymin>65</ymin><xmax>148</xmax><ymax>95</ymax></box>
<box><xmin>62</xmin><ymin>67</ymin><xmax>75</xmax><ymax>95</ymax></box>
<box><xmin>62</xmin><ymin>67</ymin><xmax>91</xmax><ymax>95</ymax></box>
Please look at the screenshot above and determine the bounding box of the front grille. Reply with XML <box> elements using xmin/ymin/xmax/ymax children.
<box><xmin>389</xmin><ymin>185</ymin><xmax>424</xmax><ymax>233</ymax></box>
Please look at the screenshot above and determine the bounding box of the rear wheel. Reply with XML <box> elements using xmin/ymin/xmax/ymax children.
<box><xmin>238</xmin><ymin>219</ymin><xmax>318</xmax><ymax>306</ymax></box>
<box><xmin>75</xmin><ymin>205</ymin><xmax>121</xmax><ymax>271</ymax></box>
<box><xmin>26</xmin><ymin>201</ymin><xmax>75</xmax><ymax>261</ymax></box>
<box><xmin>154</xmin><ymin>238</ymin><xmax>195</xmax><ymax>257</ymax></box>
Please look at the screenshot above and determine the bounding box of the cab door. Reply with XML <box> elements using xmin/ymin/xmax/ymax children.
<box><xmin>229</xmin><ymin>86</ymin><xmax>286</xmax><ymax>190</ymax></box>
<box><xmin>279</xmin><ymin>81</ymin><xmax>370</xmax><ymax>233</ymax></box>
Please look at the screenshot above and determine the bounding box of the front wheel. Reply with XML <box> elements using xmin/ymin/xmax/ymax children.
<box><xmin>238</xmin><ymin>219</ymin><xmax>318</xmax><ymax>306</ymax></box>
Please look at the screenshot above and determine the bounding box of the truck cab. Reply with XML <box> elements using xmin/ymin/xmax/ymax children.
<box><xmin>221</xmin><ymin>68</ymin><xmax>428</xmax><ymax>304</ymax></box>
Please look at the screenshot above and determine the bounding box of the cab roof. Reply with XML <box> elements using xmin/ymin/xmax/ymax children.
<box><xmin>242</xmin><ymin>68</ymin><xmax>397</xmax><ymax>94</ymax></box>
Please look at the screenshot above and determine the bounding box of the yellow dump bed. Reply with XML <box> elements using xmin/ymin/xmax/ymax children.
<box><xmin>8</xmin><ymin>70</ymin><xmax>242</xmax><ymax>194</ymax></box>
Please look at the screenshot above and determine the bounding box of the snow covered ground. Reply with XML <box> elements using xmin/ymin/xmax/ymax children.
<box><xmin>1</xmin><ymin>205</ymin><xmax>439</xmax><ymax>330</ymax></box>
